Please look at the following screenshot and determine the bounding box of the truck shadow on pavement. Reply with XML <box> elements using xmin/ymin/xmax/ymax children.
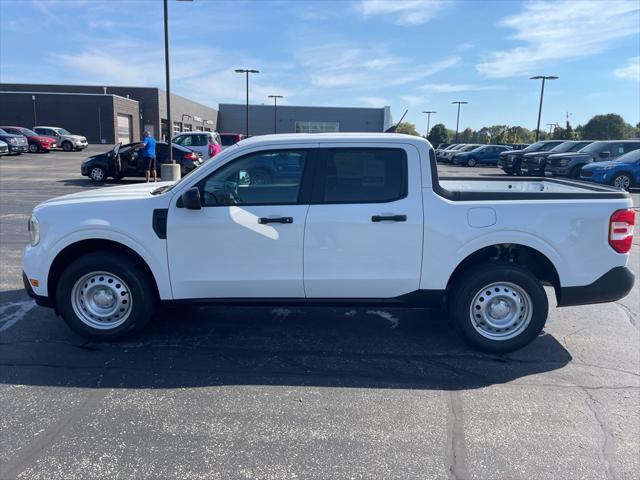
<box><xmin>0</xmin><ymin>290</ymin><xmax>572</xmax><ymax>391</ymax></box>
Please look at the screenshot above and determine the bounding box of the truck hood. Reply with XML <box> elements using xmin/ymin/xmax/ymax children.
<box><xmin>547</xmin><ymin>152</ymin><xmax>591</xmax><ymax>160</ymax></box>
<box><xmin>36</xmin><ymin>182</ymin><xmax>174</xmax><ymax>210</ymax></box>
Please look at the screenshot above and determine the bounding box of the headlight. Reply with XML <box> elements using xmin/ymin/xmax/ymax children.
<box><xmin>8</xmin><ymin>138</ymin><xmax>17</xmax><ymax>145</ymax></box>
<box><xmin>28</xmin><ymin>215</ymin><xmax>40</xmax><ymax>246</ymax></box>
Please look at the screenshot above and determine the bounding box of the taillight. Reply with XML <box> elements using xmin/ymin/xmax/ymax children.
<box><xmin>609</xmin><ymin>209</ymin><xmax>635</xmax><ymax>253</ymax></box>
<box><xmin>184</xmin><ymin>152</ymin><xmax>198</xmax><ymax>161</ymax></box>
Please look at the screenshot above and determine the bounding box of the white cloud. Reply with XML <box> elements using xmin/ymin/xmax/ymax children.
<box><xmin>418</xmin><ymin>83</ymin><xmax>505</xmax><ymax>92</ymax></box>
<box><xmin>477</xmin><ymin>0</ymin><xmax>640</xmax><ymax>78</ymax></box>
<box><xmin>358</xmin><ymin>96</ymin><xmax>391</xmax><ymax>107</ymax></box>
<box><xmin>297</xmin><ymin>43</ymin><xmax>460</xmax><ymax>90</ymax></box>
<box><xmin>358</xmin><ymin>0</ymin><xmax>449</xmax><ymax>26</ymax></box>
<box><xmin>614</xmin><ymin>56</ymin><xmax>640</xmax><ymax>81</ymax></box>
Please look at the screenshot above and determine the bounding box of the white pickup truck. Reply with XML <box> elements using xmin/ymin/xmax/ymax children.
<box><xmin>23</xmin><ymin>134</ymin><xmax>635</xmax><ymax>353</ymax></box>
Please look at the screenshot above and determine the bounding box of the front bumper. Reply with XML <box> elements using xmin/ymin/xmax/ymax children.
<box><xmin>8</xmin><ymin>145</ymin><xmax>28</xmax><ymax>153</ymax></box>
<box><xmin>557</xmin><ymin>266</ymin><xmax>635</xmax><ymax>307</ymax></box>
<box><xmin>23</xmin><ymin>271</ymin><xmax>52</xmax><ymax>308</ymax></box>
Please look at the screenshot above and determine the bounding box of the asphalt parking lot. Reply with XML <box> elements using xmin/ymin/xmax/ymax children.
<box><xmin>1</xmin><ymin>145</ymin><xmax>639</xmax><ymax>480</ymax></box>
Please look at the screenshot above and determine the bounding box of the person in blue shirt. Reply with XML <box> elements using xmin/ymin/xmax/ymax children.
<box><xmin>140</xmin><ymin>131</ymin><xmax>157</xmax><ymax>182</ymax></box>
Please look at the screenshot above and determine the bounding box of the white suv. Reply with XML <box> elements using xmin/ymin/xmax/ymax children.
<box><xmin>172</xmin><ymin>131</ymin><xmax>221</xmax><ymax>160</ymax></box>
<box><xmin>33</xmin><ymin>126</ymin><xmax>88</xmax><ymax>151</ymax></box>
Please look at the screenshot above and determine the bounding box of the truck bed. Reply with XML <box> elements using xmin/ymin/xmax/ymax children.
<box><xmin>435</xmin><ymin>175</ymin><xmax>629</xmax><ymax>201</ymax></box>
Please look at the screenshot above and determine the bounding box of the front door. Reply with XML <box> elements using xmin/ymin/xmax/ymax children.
<box><xmin>167</xmin><ymin>147</ymin><xmax>313</xmax><ymax>299</ymax></box>
<box><xmin>303</xmin><ymin>145</ymin><xmax>424</xmax><ymax>298</ymax></box>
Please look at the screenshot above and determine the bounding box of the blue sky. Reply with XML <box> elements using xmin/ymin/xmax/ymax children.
<box><xmin>1</xmin><ymin>0</ymin><xmax>639</xmax><ymax>132</ymax></box>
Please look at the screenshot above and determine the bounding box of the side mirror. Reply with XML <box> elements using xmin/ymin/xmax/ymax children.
<box><xmin>599</xmin><ymin>151</ymin><xmax>610</xmax><ymax>158</ymax></box>
<box><xmin>181</xmin><ymin>187</ymin><xmax>201</xmax><ymax>210</ymax></box>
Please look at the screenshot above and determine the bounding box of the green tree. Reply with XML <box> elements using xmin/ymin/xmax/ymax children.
<box><xmin>582</xmin><ymin>114</ymin><xmax>630</xmax><ymax>140</ymax></box>
<box><xmin>460</xmin><ymin>127</ymin><xmax>475</xmax><ymax>143</ymax></box>
<box><xmin>395</xmin><ymin>122</ymin><xmax>420</xmax><ymax>136</ymax></box>
<box><xmin>552</xmin><ymin>121</ymin><xmax>575</xmax><ymax>140</ymax></box>
<box><xmin>427</xmin><ymin>123</ymin><xmax>449</xmax><ymax>146</ymax></box>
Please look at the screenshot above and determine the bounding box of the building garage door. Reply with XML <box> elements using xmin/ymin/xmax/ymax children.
<box><xmin>116</xmin><ymin>114</ymin><xmax>132</xmax><ymax>144</ymax></box>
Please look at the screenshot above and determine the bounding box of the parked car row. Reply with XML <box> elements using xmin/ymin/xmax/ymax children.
<box><xmin>435</xmin><ymin>143</ymin><xmax>514</xmax><ymax>166</ymax></box>
<box><xmin>0</xmin><ymin>125</ymin><xmax>87</xmax><ymax>154</ymax></box>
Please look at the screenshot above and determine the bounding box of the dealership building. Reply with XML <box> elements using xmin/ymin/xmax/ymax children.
<box><xmin>0</xmin><ymin>83</ymin><xmax>392</xmax><ymax>143</ymax></box>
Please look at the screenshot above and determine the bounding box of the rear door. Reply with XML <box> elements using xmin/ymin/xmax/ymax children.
<box><xmin>303</xmin><ymin>144</ymin><xmax>423</xmax><ymax>298</ymax></box>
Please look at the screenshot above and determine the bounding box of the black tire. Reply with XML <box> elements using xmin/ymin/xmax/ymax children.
<box><xmin>569</xmin><ymin>165</ymin><xmax>582</xmax><ymax>179</ymax></box>
<box><xmin>611</xmin><ymin>172</ymin><xmax>633</xmax><ymax>191</ymax></box>
<box><xmin>447</xmin><ymin>262</ymin><xmax>548</xmax><ymax>354</ymax></box>
<box><xmin>55</xmin><ymin>251</ymin><xmax>156</xmax><ymax>340</ymax></box>
<box><xmin>62</xmin><ymin>141</ymin><xmax>73</xmax><ymax>152</ymax></box>
<box><xmin>467</xmin><ymin>157</ymin><xmax>477</xmax><ymax>167</ymax></box>
<box><xmin>28</xmin><ymin>143</ymin><xmax>39</xmax><ymax>153</ymax></box>
<box><xmin>89</xmin><ymin>166</ymin><xmax>107</xmax><ymax>183</ymax></box>
<box><xmin>513</xmin><ymin>161</ymin><xmax>522</xmax><ymax>176</ymax></box>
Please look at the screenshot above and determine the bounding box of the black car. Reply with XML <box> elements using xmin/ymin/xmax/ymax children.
<box><xmin>497</xmin><ymin>140</ymin><xmax>564</xmax><ymax>175</ymax></box>
<box><xmin>545</xmin><ymin>140</ymin><xmax>640</xmax><ymax>178</ymax></box>
<box><xmin>81</xmin><ymin>142</ymin><xmax>202</xmax><ymax>183</ymax></box>
<box><xmin>0</xmin><ymin>128</ymin><xmax>29</xmax><ymax>155</ymax></box>
<box><xmin>520</xmin><ymin>140</ymin><xmax>592</xmax><ymax>176</ymax></box>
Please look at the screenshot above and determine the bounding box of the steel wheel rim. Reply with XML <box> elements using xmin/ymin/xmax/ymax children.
<box><xmin>71</xmin><ymin>271</ymin><xmax>132</xmax><ymax>329</ymax></box>
<box><xmin>468</xmin><ymin>159</ymin><xmax>476</xmax><ymax>167</ymax></box>
<box><xmin>614</xmin><ymin>175</ymin><xmax>630</xmax><ymax>189</ymax></box>
<box><xmin>469</xmin><ymin>281</ymin><xmax>532</xmax><ymax>341</ymax></box>
<box><xmin>91</xmin><ymin>167</ymin><xmax>104</xmax><ymax>181</ymax></box>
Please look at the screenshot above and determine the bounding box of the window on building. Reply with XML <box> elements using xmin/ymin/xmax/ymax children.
<box><xmin>322</xmin><ymin>148</ymin><xmax>406</xmax><ymax>203</ymax></box>
<box><xmin>294</xmin><ymin>121</ymin><xmax>339</xmax><ymax>134</ymax></box>
<box><xmin>183</xmin><ymin>123</ymin><xmax>192</xmax><ymax>132</ymax></box>
<box><xmin>173</xmin><ymin>122</ymin><xmax>182</xmax><ymax>137</ymax></box>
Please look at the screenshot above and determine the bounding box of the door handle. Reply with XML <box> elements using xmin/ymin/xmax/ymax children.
<box><xmin>258</xmin><ymin>216</ymin><xmax>293</xmax><ymax>224</ymax></box>
<box><xmin>371</xmin><ymin>215</ymin><xmax>407</xmax><ymax>222</ymax></box>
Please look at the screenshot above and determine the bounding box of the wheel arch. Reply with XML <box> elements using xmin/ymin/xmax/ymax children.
<box><xmin>47</xmin><ymin>238</ymin><xmax>160</xmax><ymax>311</ymax></box>
<box><xmin>446</xmin><ymin>243</ymin><xmax>561</xmax><ymax>301</ymax></box>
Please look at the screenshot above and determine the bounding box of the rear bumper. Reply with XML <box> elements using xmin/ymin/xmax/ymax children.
<box><xmin>557</xmin><ymin>266</ymin><xmax>635</xmax><ymax>307</ymax></box>
<box><xmin>22</xmin><ymin>271</ymin><xmax>53</xmax><ymax>308</ymax></box>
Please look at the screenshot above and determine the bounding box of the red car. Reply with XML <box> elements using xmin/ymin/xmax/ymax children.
<box><xmin>0</xmin><ymin>126</ymin><xmax>57</xmax><ymax>153</ymax></box>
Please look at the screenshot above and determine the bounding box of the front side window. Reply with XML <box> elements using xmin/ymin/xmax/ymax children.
<box><xmin>198</xmin><ymin>149</ymin><xmax>308</xmax><ymax>206</ymax></box>
<box><xmin>323</xmin><ymin>148</ymin><xmax>406</xmax><ymax>203</ymax></box>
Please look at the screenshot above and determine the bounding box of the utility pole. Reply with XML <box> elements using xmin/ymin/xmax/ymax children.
<box><xmin>451</xmin><ymin>101</ymin><xmax>468</xmax><ymax>143</ymax></box>
<box><xmin>235</xmin><ymin>69</ymin><xmax>260</xmax><ymax>136</ymax></box>
<box><xmin>268</xmin><ymin>95</ymin><xmax>283</xmax><ymax>134</ymax></box>
<box><xmin>422</xmin><ymin>110</ymin><xmax>436</xmax><ymax>138</ymax></box>
<box><xmin>530</xmin><ymin>75</ymin><xmax>558</xmax><ymax>142</ymax></box>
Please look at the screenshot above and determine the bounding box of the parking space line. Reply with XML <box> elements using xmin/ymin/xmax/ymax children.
<box><xmin>0</xmin><ymin>300</ymin><xmax>36</xmax><ymax>332</ymax></box>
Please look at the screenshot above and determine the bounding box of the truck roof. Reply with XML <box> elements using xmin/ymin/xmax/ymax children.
<box><xmin>236</xmin><ymin>132</ymin><xmax>432</xmax><ymax>148</ymax></box>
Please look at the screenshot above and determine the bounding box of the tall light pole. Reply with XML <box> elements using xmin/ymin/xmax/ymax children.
<box><xmin>235</xmin><ymin>69</ymin><xmax>260</xmax><ymax>136</ymax></box>
<box><xmin>422</xmin><ymin>110</ymin><xmax>436</xmax><ymax>138</ymax></box>
<box><xmin>530</xmin><ymin>75</ymin><xmax>558</xmax><ymax>142</ymax></box>
<box><xmin>451</xmin><ymin>101</ymin><xmax>468</xmax><ymax>143</ymax></box>
<box><xmin>268</xmin><ymin>95</ymin><xmax>283</xmax><ymax>134</ymax></box>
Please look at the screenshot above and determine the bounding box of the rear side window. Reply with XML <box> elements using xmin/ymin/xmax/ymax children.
<box><xmin>623</xmin><ymin>142</ymin><xmax>640</xmax><ymax>153</ymax></box>
<box><xmin>322</xmin><ymin>148</ymin><xmax>406</xmax><ymax>203</ymax></box>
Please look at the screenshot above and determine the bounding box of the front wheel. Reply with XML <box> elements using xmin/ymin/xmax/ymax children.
<box><xmin>89</xmin><ymin>166</ymin><xmax>106</xmax><ymax>183</ymax></box>
<box><xmin>467</xmin><ymin>158</ymin><xmax>477</xmax><ymax>167</ymax></box>
<box><xmin>62</xmin><ymin>141</ymin><xmax>73</xmax><ymax>152</ymax></box>
<box><xmin>28</xmin><ymin>143</ymin><xmax>39</xmax><ymax>153</ymax></box>
<box><xmin>447</xmin><ymin>262</ymin><xmax>548</xmax><ymax>353</ymax></box>
<box><xmin>56</xmin><ymin>252</ymin><xmax>155</xmax><ymax>340</ymax></box>
<box><xmin>612</xmin><ymin>173</ymin><xmax>632</xmax><ymax>191</ymax></box>
<box><xmin>569</xmin><ymin>166</ymin><xmax>582</xmax><ymax>179</ymax></box>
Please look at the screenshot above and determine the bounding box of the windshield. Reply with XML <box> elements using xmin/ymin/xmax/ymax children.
<box><xmin>56</xmin><ymin>128</ymin><xmax>71</xmax><ymax>135</ymax></box>
<box><xmin>578</xmin><ymin>142</ymin><xmax>607</xmax><ymax>154</ymax></box>
<box><xmin>461</xmin><ymin>145</ymin><xmax>481</xmax><ymax>152</ymax></box>
<box><xmin>20</xmin><ymin>128</ymin><xmax>38</xmax><ymax>136</ymax></box>
<box><xmin>612</xmin><ymin>149</ymin><xmax>640</xmax><ymax>163</ymax></box>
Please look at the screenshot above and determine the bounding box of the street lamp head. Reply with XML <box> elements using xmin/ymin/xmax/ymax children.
<box><xmin>530</xmin><ymin>75</ymin><xmax>559</xmax><ymax>80</ymax></box>
<box><xmin>451</xmin><ymin>101</ymin><xmax>468</xmax><ymax>105</ymax></box>
<box><xmin>422</xmin><ymin>110</ymin><xmax>436</xmax><ymax>114</ymax></box>
<box><xmin>268</xmin><ymin>95</ymin><xmax>284</xmax><ymax>99</ymax></box>
<box><xmin>236</xmin><ymin>68</ymin><xmax>260</xmax><ymax>74</ymax></box>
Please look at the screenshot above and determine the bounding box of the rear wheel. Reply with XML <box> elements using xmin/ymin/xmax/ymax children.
<box><xmin>89</xmin><ymin>166</ymin><xmax>106</xmax><ymax>183</ymax></box>
<box><xmin>56</xmin><ymin>252</ymin><xmax>155</xmax><ymax>340</ymax></box>
<box><xmin>447</xmin><ymin>262</ymin><xmax>548</xmax><ymax>353</ymax></box>
<box><xmin>569</xmin><ymin>166</ymin><xmax>582</xmax><ymax>179</ymax></box>
<box><xmin>611</xmin><ymin>172</ymin><xmax>632</xmax><ymax>190</ymax></box>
